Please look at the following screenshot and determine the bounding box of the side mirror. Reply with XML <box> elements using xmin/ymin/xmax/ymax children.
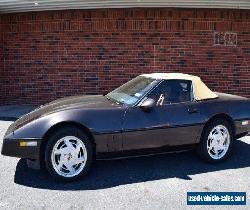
<box><xmin>139</xmin><ymin>98</ymin><xmax>155</xmax><ymax>111</ymax></box>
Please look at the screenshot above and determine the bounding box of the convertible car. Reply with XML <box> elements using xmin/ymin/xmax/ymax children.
<box><xmin>2</xmin><ymin>73</ymin><xmax>250</xmax><ymax>181</ymax></box>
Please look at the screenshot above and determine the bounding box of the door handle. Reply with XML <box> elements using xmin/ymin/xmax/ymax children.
<box><xmin>188</xmin><ymin>107</ymin><xmax>199</xmax><ymax>114</ymax></box>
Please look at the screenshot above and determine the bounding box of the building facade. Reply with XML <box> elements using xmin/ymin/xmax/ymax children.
<box><xmin>0</xmin><ymin>7</ymin><xmax>250</xmax><ymax>105</ymax></box>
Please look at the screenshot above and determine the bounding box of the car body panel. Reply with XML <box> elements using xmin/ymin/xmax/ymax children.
<box><xmin>122</xmin><ymin>101</ymin><xmax>205</xmax><ymax>151</ymax></box>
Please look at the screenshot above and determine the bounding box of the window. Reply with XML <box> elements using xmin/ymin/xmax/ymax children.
<box><xmin>106</xmin><ymin>76</ymin><xmax>160</xmax><ymax>105</ymax></box>
<box><xmin>147</xmin><ymin>80</ymin><xmax>192</xmax><ymax>105</ymax></box>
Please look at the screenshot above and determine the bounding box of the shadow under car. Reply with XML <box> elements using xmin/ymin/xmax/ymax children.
<box><xmin>14</xmin><ymin>139</ymin><xmax>250</xmax><ymax>191</ymax></box>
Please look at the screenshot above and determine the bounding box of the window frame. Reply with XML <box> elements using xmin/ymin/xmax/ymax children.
<box><xmin>136</xmin><ymin>79</ymin><xmax>195</xmax><ymax>107</ymax></box>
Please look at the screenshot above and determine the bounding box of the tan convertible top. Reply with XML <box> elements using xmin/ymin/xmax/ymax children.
<box><xmin>141</xmin><ymin>73</ymin><xmax>218</xmax><ymax>101</ymax></box>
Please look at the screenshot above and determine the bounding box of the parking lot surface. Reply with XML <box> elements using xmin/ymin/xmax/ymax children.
<box><xmin>0</xmin><ymin>119</ymin><xmax>249</xmax><ymax>210</ymax></box>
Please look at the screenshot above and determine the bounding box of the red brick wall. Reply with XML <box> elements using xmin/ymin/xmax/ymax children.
<box><xmin>0</xmin><ymin>8</ymin><xmax>250</xmax><ymax>105</ymax></box>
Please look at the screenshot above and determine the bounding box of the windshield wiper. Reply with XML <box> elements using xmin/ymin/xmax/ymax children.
<box><xmin>105</xmin><ymin>96</ymin><xmax>122</xmax><ymax>105</ymax></box>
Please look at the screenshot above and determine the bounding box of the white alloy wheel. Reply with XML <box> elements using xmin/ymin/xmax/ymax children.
<box><xmin>207</xmin><ymin>125</ymin><xmax>230</xmax><ymax>160</ymax></box>
<box><xmin>51</xmin><ymin>136</ymin><xmax>87</xmax><ymax>178</ymax></box>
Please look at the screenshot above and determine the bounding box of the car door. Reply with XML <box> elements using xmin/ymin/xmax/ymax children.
<box><xmin>122</xmin><ymin>79</ymin><xmax>205</xmax><ymax>152</ymax></box>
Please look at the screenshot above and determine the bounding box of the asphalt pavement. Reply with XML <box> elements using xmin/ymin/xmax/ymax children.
<box><xmin>0</xmin><ymin>118</ymin><xmax>249</xmax><ymax>210</ymax></box>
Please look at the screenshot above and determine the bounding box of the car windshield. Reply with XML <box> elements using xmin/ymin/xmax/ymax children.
<box><xmin>106</xmin><ymin>76</ymin><xmax>159</xmax><ymax>105</ymax></box>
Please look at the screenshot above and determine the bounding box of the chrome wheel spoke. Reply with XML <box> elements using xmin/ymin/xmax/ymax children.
<box><xmin>214</xmin><ymin>152</ymin><xmax>219</xmax><ymax>159</ymax></box>
<box><xmin>54</xmin><ymin>147</ymin><xmax>67</xmax><ymax>155</ymax></box>
<box><xmin>223</xmin><ymin>134</ymin><xmax>228</xmax><ymax>142</ymax></box>
<box><xmin>208</xmin><ymin>145</ymin><xmax>214</xmax><ymax>152</ymax></box>
<box><xmin>65</xmin><ymin>162</ymin><xmax>75</xmax><ymax>173</ymax></box>
<box><xmin>73</xmin><ymin>156</ymin><xmax>85</xmax><ymax>165</ymax></box>
<box><xmin>74</xmin><ymin>143</ymin><xmax>82</xmax><ymax>156</ymax></box>
<box><xmin>54</xmin><ymin>149</ymin><xmax>62</xmax><ymax>155</ymax></box>
<box><xmin>214</xmin><ymin>147</ymin><xmax>219</xmax><ymax>155</ymax></box>
<box><xmin>57</xmin><ymin>158</ymin><xmax>65</xmax><ymax>170</ymax></box>
<box><xmin>220</xmin><ymin>144</ymin><xmax>227</xmax><ymax>151</ymax></box>
<box><xmin>64</xmin><ymin>138</ymin><xmax>75</xmax><ymax>150</ymax></box>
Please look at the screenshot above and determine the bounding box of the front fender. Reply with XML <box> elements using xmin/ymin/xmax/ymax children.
<box><xmin>3</xmin><ymin>107</ymin><xmax>125</xmax><ymax>158</ymax></box>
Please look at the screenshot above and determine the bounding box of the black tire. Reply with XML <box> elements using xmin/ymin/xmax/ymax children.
<box><xmin>196</xmin><ymin>118</ymin><xmax>233</xmax><ymax>163</ymax></box>
<box><xmin>45</xmin><ymin>126</ymin><xmax>93</xmax><ymax>181</ymax></box>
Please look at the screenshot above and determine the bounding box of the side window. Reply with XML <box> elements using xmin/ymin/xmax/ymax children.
<box><xmin>147</xmin><ymin>80</ymin><xmax>192</xmax><ymax>105</ymax></box>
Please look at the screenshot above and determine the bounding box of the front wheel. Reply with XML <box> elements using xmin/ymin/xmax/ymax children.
<box><xmin>197</xmin><ymin>119</ymin><xmax>233</xmax><ymax>163</ymax></box>
<box><xmin>45</xmin><ymin>126</ymin><xmax>93</xmax><ymax>181</ymax></box>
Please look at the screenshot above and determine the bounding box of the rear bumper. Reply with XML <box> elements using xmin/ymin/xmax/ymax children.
<box><xmin>235</xmin><ymin>120</ymin><xmax>250</xmax><ymax>138</ymax></box>
<box><xmin>1</xmin><ymin>138</ymin><xmax>41</xmax><ymax>160</ymax></box>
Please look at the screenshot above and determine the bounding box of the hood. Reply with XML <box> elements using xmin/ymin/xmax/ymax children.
<box><xmin>10</xmin><ymin>95</ymin><xmax>116</xmax><ymax>132</ymax></box>
<box><xmin>45</xmin><ymin>95</ymin><xmax>116</xmax><ymax>110</ymax></box>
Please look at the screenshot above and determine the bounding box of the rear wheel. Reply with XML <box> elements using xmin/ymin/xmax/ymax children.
<box><xmin>45</xmin><ymin>126</ymin><xmax>93</xmax><ymax>181</ymax></box>
<box><xmin>197</xmin><ymin>119</ymin><xmax>233</xmax><ymax>163</ymax></box>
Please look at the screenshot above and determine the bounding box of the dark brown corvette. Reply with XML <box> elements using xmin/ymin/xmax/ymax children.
<box><xmin>2</xmin><ymin>73</ymin><xmax>250</xmax><ymax>181</ymax></box>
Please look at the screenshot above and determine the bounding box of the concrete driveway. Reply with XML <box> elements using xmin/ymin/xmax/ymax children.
<box><xmin>0</xmin><ymin>108</ymin><xmax>249</xmax><ymax>209</ymax></box>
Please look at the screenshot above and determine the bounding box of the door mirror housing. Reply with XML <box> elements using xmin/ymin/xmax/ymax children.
<box><xmin>139</xmin><ymin>98</ymin><xmax>155</xmax><ymax>111</ymax></box>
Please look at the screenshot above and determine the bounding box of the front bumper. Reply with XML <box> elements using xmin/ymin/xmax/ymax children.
<box><xmin>1</xmin><ymin>138</ymin><xmax>41</xmax><ymax>160</ymax></box>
